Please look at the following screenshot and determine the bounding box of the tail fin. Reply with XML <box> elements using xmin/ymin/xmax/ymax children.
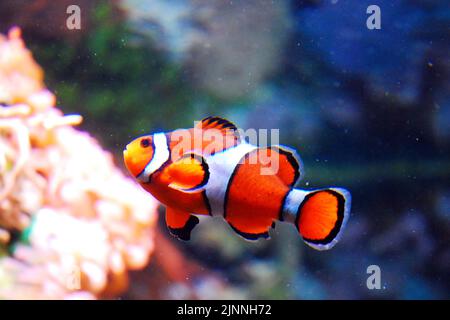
<box><xmin>292</xmin><ymin>188</ymin><xmax>351</xmax><ymax>250</ymax></box>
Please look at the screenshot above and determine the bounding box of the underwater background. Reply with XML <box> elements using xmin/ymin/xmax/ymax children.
<box><xmin>0</xmin><ymin>0</ymin><xmax>449</xmax><ymax>299</ymax></box>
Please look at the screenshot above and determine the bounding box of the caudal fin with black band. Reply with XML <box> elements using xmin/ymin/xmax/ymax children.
<box><xmin>295</xmin><ymin>188</ymin><xmax>351</xmax><ymax>250</ymax></box>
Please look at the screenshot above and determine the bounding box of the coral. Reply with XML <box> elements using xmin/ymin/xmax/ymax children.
<box><xmin>0</xmin><ymin>28</ymin><xmax>158</xmax><ymax>299</ymax></box>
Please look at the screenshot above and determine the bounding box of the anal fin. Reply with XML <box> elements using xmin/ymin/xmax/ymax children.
<box><xmin>227</xmin><ymin>220</ymin><xmax>274</xmax><ymax>241</ymax></box>
<box><xmin>166</xmin><ymin>207</ymin><xmax>199</xmax><ymax>241</ymax></box>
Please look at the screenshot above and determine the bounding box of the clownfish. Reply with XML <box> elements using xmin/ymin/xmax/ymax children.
<box><xmin>123</xmin><ymin>116</ymin><xmax>351</xmax><ymax>250</ymax></box>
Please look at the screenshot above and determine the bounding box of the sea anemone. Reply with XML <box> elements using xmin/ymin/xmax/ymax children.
<box><xmin>0</xmin><ymin>27</ymin><xmax>158</xmax><ymax>299</ymax></box>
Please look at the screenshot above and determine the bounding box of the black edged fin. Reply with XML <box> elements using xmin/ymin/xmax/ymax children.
<box><xmin>198</xmin><ymin>116</ymin><xmax>238</xmax><ymax>131</ymax></box>
<box><xmin>297</xmin><ymin>188</ymin><xmax>351</xmax><ymax>251</ymax></box>
<box><xmin>196</xmin><ymin>116</ymin><xmax>241</xmax><ymax>142</ymax></box>
<box><xmin>167</xmin><ymin>152</ymin><xmax>209</xmax><ymax>193</ymax></box>
<box><xmin>182</xmin><ymin>153</ymin><xmax>209</xmax><ymax>191</ymax></box>
<box><xmin>271</xmin><ymin>145</ymin><xmax>303</xmax><ymax>187</ymax></box>
<box><xmin>228</xmin><ymin>223</ymin><xmax>270</xmax><ymax>241</ymax></box>
<box><xmin>168</xmin><ymin>215</ymin><xmax>200</xmax><ymax>241</ymax></box>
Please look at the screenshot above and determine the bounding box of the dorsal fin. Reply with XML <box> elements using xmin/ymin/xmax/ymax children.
<box><xmin>197</xmin><ymin>116</ymin><xmax>238</xmax><ymax>131</ymax></box>
<box><xmin>195</xmin><ymin>117</ymin><xmax>241</xmax><ymax>154</ymax></box>
<box><xmin>254</xmin><ymin>146</ymin><xmax>302</xmax><ymax>187</ymax></box>
<box><xmin>271</xmin><ymin>145</ymin><xmax>303</xmax><ymax>187</ymax></box>
<box><xmin>196</xmin><ymin>116</ymin><xmax>240</xmax><ymax>141</ymax></box>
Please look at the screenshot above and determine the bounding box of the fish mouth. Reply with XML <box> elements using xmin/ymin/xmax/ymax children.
<box><xmin>123</xmin><ymin>147</ymin><xmax>132</xmax><ymax>172</ymax></box>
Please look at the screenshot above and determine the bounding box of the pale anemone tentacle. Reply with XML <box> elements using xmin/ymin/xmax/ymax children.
<box><xmin>0</xmin><ymin>120</ymin><xmax>31</xmax><ymax>202</ymax></box>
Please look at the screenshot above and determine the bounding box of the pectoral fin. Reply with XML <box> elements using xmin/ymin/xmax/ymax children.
<box><xmin>165</xmin><ymin>207</ymin><xmax>199</xmax><ymax>241</ymax></box>
<box><xmin>165</xmin><ymin>153</ymin><xmax>209</xmax><ymax>193</ymax></box>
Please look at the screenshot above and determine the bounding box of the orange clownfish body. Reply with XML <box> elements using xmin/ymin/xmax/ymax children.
<box><xmin>123</xmin><ymin>117</ymin><xmax>351</xmax><ymax>250</ymax></box>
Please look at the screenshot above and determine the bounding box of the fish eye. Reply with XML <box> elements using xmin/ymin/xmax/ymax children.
<box><xmin>140</xmin><ymin>138</ymin><xmax>151</xmax><ymax>148</ymax></box>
